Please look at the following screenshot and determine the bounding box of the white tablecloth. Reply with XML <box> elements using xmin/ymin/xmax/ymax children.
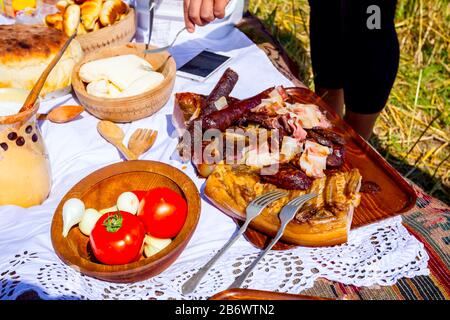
<box><xmin>0</xmin><ymin>20</ymin><xmax>429</xmax><ymax>299</ymax></box>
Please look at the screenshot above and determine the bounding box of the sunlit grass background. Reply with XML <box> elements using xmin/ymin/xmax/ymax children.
<box><xmin>248</xmin><ymin>0</ymin><xmax>449</xmax><ymax>204</ymax></box>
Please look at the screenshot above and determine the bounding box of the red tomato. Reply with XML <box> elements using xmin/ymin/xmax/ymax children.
<box><xmin>90</xmin><ymin>211</ymin><xmax>145</xmax><ymax>265</ymax></box>
<box><xmin>138</xmin><ymin>187</ymin><xmax>187</xmax><ymax>238</ymax></box>
<box><xmin>131</xmin><ymin>190</ymin><xmax>147</xmax><ymax>202</ymax></box>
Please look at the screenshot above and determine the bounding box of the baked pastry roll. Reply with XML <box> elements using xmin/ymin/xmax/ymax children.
<box><xmin>63</xmin><ymin>4</ymin><xmax>81</xmax><ymax>36</ymax></box>
<box><xmin>99</xmin><ymin>0</ymin><xmax>128</xmax><ymax>26</ymax></box>
<box><xmin>80</xmin><ymin>0</ymin><xmax>102</xmax><ymax>30</ymax></box>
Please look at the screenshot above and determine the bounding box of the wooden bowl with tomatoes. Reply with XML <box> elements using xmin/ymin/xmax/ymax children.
<box><xmin>50</xmin><ymin>161</ymin><xmax>201</xmax><ymax>283</ymax></box>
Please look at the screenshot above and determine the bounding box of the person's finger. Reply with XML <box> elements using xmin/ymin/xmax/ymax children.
<box><xmin>183</xmin><ymin>0</ymin><xmax>195</xmax><ymax>32</ymax></box>
<box><xmin>200</xmin><ymin>0</ymin><xmax>215</xmax><ymax>23</ymax></box>
<box><xmin>188</xmin><ymin>0</ymin><xmax>206</xmax><ymax>27</ymax></box>
<box><xmin>213</xmin><ymin>0</ymin><xmax>229</xmax><ymax>19</ymax></box>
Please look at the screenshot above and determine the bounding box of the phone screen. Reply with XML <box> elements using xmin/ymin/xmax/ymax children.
<box><xmin>178</xmin><ymin>51</ymin><xmax>231</xmax><ymax>78</ymax></box>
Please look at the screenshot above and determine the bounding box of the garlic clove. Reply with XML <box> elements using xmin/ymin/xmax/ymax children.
<box><xmin>117</xmin><ymin>191</ymin><xmax>139</xmax><ymax>215</ymax></box>
<box><xmin>99</xmin><ymin>205</ymin><xmax>117</xmax><ymax>215</ymax></box>
<box><xmin>62</xmin><ymin>198</ymin><xmax>85</xmax><ymax>237</ymax></box>
<box><xmin>79</xmin><ymin>208</ymin><xmax>102</xmax><ymax>236</ymax></box>
<box><xmin>143</xmin><ymin>235</ymin><xmax>172</xmax><ymax>258</ymax></box>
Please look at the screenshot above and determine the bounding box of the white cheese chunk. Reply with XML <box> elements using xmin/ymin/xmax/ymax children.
<box><xmin>118</xmin><ymin>71</ymin><xmax>164</xmax><ymax>98</ymax></box>
<box><xmin>79</xmin><ymin>54</ymin><xmax>154</xmax><ymax>90</ymax></box>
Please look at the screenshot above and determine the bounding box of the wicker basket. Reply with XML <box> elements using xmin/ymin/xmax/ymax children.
<box><xmin>76</xmin><ymin>8</ymin><xmax>137</xmax><ymax>55</ymax></box>
<box><xmin>71</xmin><ymin>43</ymin><xmax>176</xmax><ymax>123</ymax></box>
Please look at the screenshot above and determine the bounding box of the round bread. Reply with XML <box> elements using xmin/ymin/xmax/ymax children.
<box><xmin>0</xmin><ymin>24</ymin><xmax>83</xmax><ymax>98</ymax></box>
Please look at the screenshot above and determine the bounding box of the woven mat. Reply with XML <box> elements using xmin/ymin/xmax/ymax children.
<box><xmin>236</xmin><ymin>13</ymin><xmax>449</xmax><ymax>300</ymax></box>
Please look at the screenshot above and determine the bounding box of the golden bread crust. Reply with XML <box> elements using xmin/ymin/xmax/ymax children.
<box><xmin>0</xmin><ymin>24</ymin><xmax>83</xmax><ymax>96</ymax></box>
<box><xmin>0</xmin><ymin>24</ymin><xmax>69</xmax><ymax>65</ymax></box>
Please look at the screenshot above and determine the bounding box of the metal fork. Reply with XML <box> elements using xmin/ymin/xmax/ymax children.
<box><xmin>144</xmin><ymin>27</ymin><xmax>187</xmax><ymax>54</ymax></box>
<box><xmin>145</xmin><ymin>0</ymin><xmax>155</xmax><ymax>50</ymax></box>
<box><xmin>181</xmin><ymin>190</ymin><xmax>288</xmax><ymax>295</ymax></box>
<box><xmin>227</xmin><ymin>193</ymin><xmax>317</xmax><ymax>290</ymax></box>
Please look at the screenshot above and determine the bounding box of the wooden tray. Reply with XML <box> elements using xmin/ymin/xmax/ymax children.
<box><xmin>210</xmin><ymin>288</ymin><xmax>333</xmax><ymax>300</ymax></box>
<box><xmin>207</xmin><ymin>87</ymin><xmax>416</xmax><ymax>246</ymax></box>
<box><xmin>50</xmin><ymin>161</ymin><xmax>201</xmax><ymax>283</ymax></box>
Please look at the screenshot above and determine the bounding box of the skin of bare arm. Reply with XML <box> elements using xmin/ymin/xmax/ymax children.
<box><xmin>183</xmin><ymin>0</ymin><xmax>229</xmax><ymax>32</ymax></box>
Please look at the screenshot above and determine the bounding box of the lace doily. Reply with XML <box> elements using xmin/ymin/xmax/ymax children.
<box><xmin>0</xmin><ymin>216</ymin><xmax>429</xmax><ymax>300</ymax></box>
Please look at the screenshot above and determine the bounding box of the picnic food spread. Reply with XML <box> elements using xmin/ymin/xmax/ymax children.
<box><xmin>0</xmin><ymin>3</ymin><xmax>431</xmax><ymax>299</ymax></box>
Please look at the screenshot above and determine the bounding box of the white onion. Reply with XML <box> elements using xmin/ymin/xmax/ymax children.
<box><xmin>143</xmin><ymin>235</ymin><xmax>172</xmax><ymax>258</ymax></box>
<box><xmin>79</xmin><ymin>208</ymin><xmax>102</xmax><ymax>236</ymax></box>
<box><xmin>62</xmin><ymin>198</ymin><xmax>85</xmax><ymax>238</ymax></box>
<box><xmin>117</xmin><ymin>192</ymin><xmax>139</xmax><ymax>215</ymax></box>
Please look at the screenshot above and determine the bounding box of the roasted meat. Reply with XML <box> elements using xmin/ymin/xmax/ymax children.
<box><xmin>201</xmin><ymin>68</ymin><xmax>239</xmax><ymax>116</ymax></box>
<box><xmin>311</xmin><ymin>127</ymin><xmax>346</xmax><ymax>145</ymax></box>
<box><xmin>326</xmin><ymin>144</ymin><xmax>345</xmax><ymax>169</ymax></box>
<box><xmin>260</xmin><ymin>164</ymin><xmax>313</xmax><ymax>190</ymax></box>
<box><xmin>205</xmin><ymin>164</ymin><xmax>361</xmax><ymax>225</ymax></box>
<box><xmin>202</xmin><ymin>87</ymin><xmax>274</xmax><ymax>131</ymax></box>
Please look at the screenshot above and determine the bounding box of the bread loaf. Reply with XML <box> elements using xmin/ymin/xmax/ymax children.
<box><xmin>0</xmin><ymin>24</ymin><xmax>83</xmax><ymax>97</ymax></box>
<box><xmin>80</xmin><ymin>0</ymin><xmax>102</xmax><ymax>30</ymax></box>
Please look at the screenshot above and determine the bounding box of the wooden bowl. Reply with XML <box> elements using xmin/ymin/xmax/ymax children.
<box><xmin>72</xmin><ymin>43</ymin><xmax>176</xmax><ymax>123</ymax></box>
<box><xmin>76</xmin><ymin>8</ymin><xmax>136</xmax><ymax>54</ymax></box>
<box><xmin>50</xmin><ymin>161</ymin><xmax>201</xmax><ymax>283</ymax></box>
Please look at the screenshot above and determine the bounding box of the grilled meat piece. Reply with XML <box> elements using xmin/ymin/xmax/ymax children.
<box><xmin>260</xmin><ymin>164</ymin><xmax>312</xmax><ymax>190</ymax></box>
<box><xmin>174</xmin><ymin>92</ymin><xmax>206</xmax><ymax>124</ymax></box>
<box><xmin>202</xmin><ymin>87</ymin><xmax>274</xmax><ymax>131</ymax></box>
<box><xmin>311</xmin><ymin>127</ymin><xmax>346</xmax><ymax>145</ymax></box>
<box><xmin>307</xmin><ymin>130</ymin><xmax>333</xmax><ymax>147</ymax></box>
<box><xmin>202</xmin><ymin>68</ymin><xmax>239</xmax><ymax>116</ymax></box>
<box><xmin>360</xmin><ymin>180</ymin><xmax>381</xmax><ymax>194</ymax></box>
<box><xmin>238</xmin><ymin>113</ymin><xmax>290</xmax><ymax>139</ymax></box>
<box><xmin>327</xmin><ymin>144</ymin><xmax>345</xmax><ymax>169</ymax></box>
<box><xmin>295</xmin><ymin>170</ymin><xmax>361</xmax><ymax>223</ymax></box>
<box><xmin>324</xmin><ymin>173</ymin><xmax>349</xmax><ymax>213</ymax></box>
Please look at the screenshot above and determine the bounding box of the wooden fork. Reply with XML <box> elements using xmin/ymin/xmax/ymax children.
<box><xmin>127</xmin><ymin>128</ymin><xmax>158</xmax><ymax>159</ymax></box>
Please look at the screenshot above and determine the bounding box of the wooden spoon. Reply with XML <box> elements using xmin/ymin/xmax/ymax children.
<box><xmin>37</xmin><ymin>105</ymin><xmax>84</xmax><ymax>123</ymax></box>
<box><xmin>18</xmin><ymin>29</ymin><xmax>78</xmax><ymax>114</ymax></box>
<box><xmin>128</xmin><ymin>128</ymin><xmax>158</xmax><ymax>159</ymax></box>
<box><xmin>97</xmin><ymin>120</ymin><xmax>137</xmax><ymax>160</ymax></box>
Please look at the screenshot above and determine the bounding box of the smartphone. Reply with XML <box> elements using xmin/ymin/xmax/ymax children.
<box><xmin>177</xmin><ymin>50</ymin><xmax>232</xmax><ymax>82</ymax></box>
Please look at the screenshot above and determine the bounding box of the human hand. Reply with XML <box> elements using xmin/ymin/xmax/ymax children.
<box><xmin>183</xmin><ymin>0</ymin><xmax>229</xmax><ymax>33</ymax></box>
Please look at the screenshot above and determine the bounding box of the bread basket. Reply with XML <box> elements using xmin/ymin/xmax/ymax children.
<box><xmin>76</xmin><ymin>7</ymin><xmax>136</xmax><ymax>54</ymax></box>
<box><xmin>72</xmin><ymin>43</ymin><xmax>176</xmax><ymax>122</ymax></box>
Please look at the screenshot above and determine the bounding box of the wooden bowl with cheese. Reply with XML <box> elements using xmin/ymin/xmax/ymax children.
<box><xmin>72</xmin><ymin>43</ymin><xmax>176</xmax><ymax>122</ymax></box>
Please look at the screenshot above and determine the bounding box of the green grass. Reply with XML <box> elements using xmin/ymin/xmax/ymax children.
<box><xmin>248</xmin><ymin>0</ymin><xmax>450</xmax><ymax>204</ymax></box>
